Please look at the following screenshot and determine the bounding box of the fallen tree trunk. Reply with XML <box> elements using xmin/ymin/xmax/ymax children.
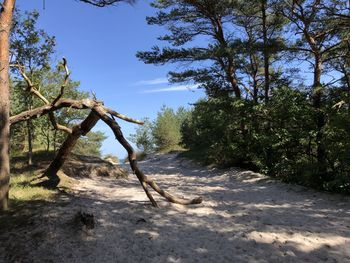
<box><xmin>44</xmin><ymin>111</ymin><xmax>100</xmax><ymax>186</ymax></box>
<box><xmin>10</xmin><ymin>59</ymin><xmax>203</xmax><ymax>207</ymax></box>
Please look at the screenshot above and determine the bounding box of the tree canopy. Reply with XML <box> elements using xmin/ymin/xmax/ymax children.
<box><xmin>136</xmin><ymin>0</ymin><xmax>350</xmax><ymax>193</ymax></box>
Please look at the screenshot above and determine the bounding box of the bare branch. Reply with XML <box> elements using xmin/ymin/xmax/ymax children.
<box><xmin>93</xmin><ymin>105</ymin><xmax>203</xmax><ymax>206</ymax></box>
<box><xmin>238</xmin><ymin>83</ymin><xmax>254</xmax><ymax>98</ymax></box>
<box><xmin>9</xmin><ymin>98</ymin><xmax>144</xmax><ymax>126</ymax></box>
<box><xmin>52</xmin><ymin>58</ymin><xmax>70</xmax><ymax>105</ymax></box>
<box><xmin>20</xmin><ymin>99</ymin><xmax>202</xmax><ymax>206</ymax></box>
<box><xmin>9</xmin><ymin>98</ymin><xmax>95</xmax><ymax>125</ymax></box>
<box><xmin>49</xmin><ymin>113</ymin><xmax>73</xmax><ymax>134</ymax></box>
<box><xmin>9</xmin><ymin>56</ymin><xmax>202</xmax><ymax>207</ymax></box>
<box><xmin>11</xmin><ymin>62</ymin><xmax>74</xmax><ymax>134</ymax></box>
<box><xmin>103</xmin><ymin>107</ymin><xmax>144</xmax><ymax>125</ymax></box>
<box><xmin>44</xmin><ymin>111</ymin><xmax>100</xmax><ymax>186</ymax></box>
<box><xmin>321</xmin><ymin>40</ymin><xmax>348</xmax><ymax>56</ymax></box>
<box><xmin>11</xmin><ymin>64</ymin><xmax>50</xmax><ymax>105</ymax></box>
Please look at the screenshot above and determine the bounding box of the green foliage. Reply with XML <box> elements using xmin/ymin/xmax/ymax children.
<box><xmin>11</xmin><ymin>9</ymin><xmax>56</xmax><ymax>70</ymax></box>
<box><xmin>130</xmin><ymin>106</ymin><xmax>189</xmax><ymax>153</ymax></box>
<box><xmin>9</xmin><ymin>9</ymin><xmax>57</xmax><ymax>158</ymax></box>
<box><xmin>152</xmin><ymin>106</ymin><xmax>188</xmax><ymax>152</ymax></box>
<box><xmin>182</xmin><ymin>86</ymin><xmax>350</xmax><ymax>193</ymax></box>
<box><xmin>129</xmin><ymin>118</ymin><xmax>155</xmax><ymax>153</ymax></box>
<box><xmin>138</xmin><ymin>0</ymin><xmax>350</xmax><ymax>195</ymax></box>
<box><xmin>74</xmin><ymin>131</ymin><xmax>107</xmax><ymax>157</ymax></box>
<box><xmin>138</xmin><ymin>0</ymin><xmax>287</xmax><ymax>100</ymax></box>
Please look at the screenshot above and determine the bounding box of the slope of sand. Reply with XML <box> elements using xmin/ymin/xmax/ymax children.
<box><xmin>1</xmin><ymin>153</ymin><xmax>350</xmax><ymax>262</ymax></box>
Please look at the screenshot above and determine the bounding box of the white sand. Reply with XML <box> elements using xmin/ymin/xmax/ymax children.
<box><xmin>1</xmin><ymin>153</ymin><xmax>350</xmax><ymax>263</ymax></box>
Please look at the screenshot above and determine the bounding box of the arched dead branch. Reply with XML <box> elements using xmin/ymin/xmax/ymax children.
<box><xmin>93</xmin><ymin>105</ymin><xmax>203</xmax><ymax>206</ymax></box>
<box><xmin>9</xmin><ymin>59</ymin><xmax>203</xmax><ymax>207</ymax></box>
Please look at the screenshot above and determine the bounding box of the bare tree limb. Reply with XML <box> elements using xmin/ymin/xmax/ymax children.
<box><xmin>26</xmin><ymin>100</ymin><xmax>202</xmax><ymax>206</ymax></box>
<box><xmin>11</xmin><ymin>64</ymin><xmax>50</xmax><ymax>105</ymax></box>
<box><xmin>103</xmin><ymin>107</ymin><xmax>144</xmax><ymax>125</ymax></box>
<box><xmin>52</xmin><ymin>58</ymin><xmax>70</xmax><ymax>105</ymax></box>
<box><xmin>12</xmin><ymin>62</ymin><xmax>73</xmax><ymax>134</ymax></box>
<box><xmin>9</xmin><ymin>98</ymin><xmax>144</xmax><ymax>125</ymax></box>
<box><xmin>49</xmin><ymin>113</ymin><xmax>73</xmax><ymax>134</ymax></box>
<box><xmin>9</xmin><ymin>99</ymin><xmax>83</xmax><ymax>125</ymax></box>
<box><xmin>9</xmin><ymin>58</ymin><xmax>203</xmax><ymax>207</ymax></box>
<box><xmin>93</xmin><ymin>105</ymin><xmax>203</xmax><ymax>206</ymax></box>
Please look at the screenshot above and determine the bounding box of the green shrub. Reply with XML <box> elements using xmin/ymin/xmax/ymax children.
<box><xmin>181</xmin><ymin>86</ymin><xmax>350</xmax><ymax>193</ymax></box>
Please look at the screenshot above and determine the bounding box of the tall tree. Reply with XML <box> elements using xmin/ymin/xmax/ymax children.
<box><xmin>232</xmin><ymin>0</ymin><xmax>285</xmax><ymax>102</ymax></box>
<box><xmin>138</xmin><ymin>1</ymin><xmax>286</xmax><ymax>101</ymax></box>
<box><xmin>0</xmin><ymin>0</ymin><xmax>16</xmax><ymax>211</ymax></box>
<box><xmin>11</xmin><ymin>9</ymin><xmax>56</xmax><ymax>165</ymax></box>
<box><xmin>137</xmin><ymin>0</ymin><xmax>243</xmax><ymax>98</ymax></box>
<box><xmin>280</xmin><ymin>0</ymin><xmax>346</xmax><ymax>176</ymax></box>
<box><xmin>152</xmin><ymin>106</ymin><xmax>188</xmax><ymax>151</ymax></box>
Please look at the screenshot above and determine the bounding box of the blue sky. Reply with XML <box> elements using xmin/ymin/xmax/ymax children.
<box><xmin>16</xmin><ymin>0</ymin><xmax>205</xmax><ymax>158</ymax></box>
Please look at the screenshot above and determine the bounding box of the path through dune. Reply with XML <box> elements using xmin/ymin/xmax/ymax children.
<box><xmin>1</xmin><ymin>153</ymin><xmax>350</xmax><ymax>262</ymax></box>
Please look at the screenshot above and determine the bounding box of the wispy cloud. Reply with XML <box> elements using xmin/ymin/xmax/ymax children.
<box><xmin>142</xmin><ymin>84</ymin><xmax>199</xmax><ymax>93</ymax></box>
<box><xmin>134</xmin><ymin>78</ymin><xmax>169</xmax><ymax>86</ymax></box>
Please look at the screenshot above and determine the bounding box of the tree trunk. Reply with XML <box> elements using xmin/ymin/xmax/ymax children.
<box><xmin>211</xmin><ymin>17</ymin><xmax>241</xmax><ymax>99</ymax></box>
<box><xmin>46</xmin><ymin>119</ymin><xmax>51</xmax><ymax>153</ymax></box>
<box><xmin>339</xmin><ymin>64</ymin><xmax>350</xmax><ymax>112</ymax></box>
<box><xmin>44</xmin><ymin>111</ymin><xmax>100</xmax><ymax>186</ymax></box>
<box><xmin>228</xmin><ymin>65</ymin><xmax>241</xmax><ymax>98</ymax></box>
<box><xmin>261</xmin><ymin>0</ymin><xmax>270</xmax><ymax>103</ymax></box>
<box><xmin>27</xmin><ymin>119</ymin><xmax>33</xmax><ymax>166</ymax></box>
<box><xmin>0</xmin><ymin>0</ymin><xmax>15</xmax><ymax>211</ymax></box>
<box><xmin>53</xmin><ymin>129</ymin><xmax>57</xmax><ymax>152</ymax></box>
<box><xmin>249</xmin><ymin>52</ymin><xmax>259</xmax><ymax>104</ymax></box>
<box><xmin>313</xmin><ymin>55</ymin><xmax>326</xmax><ymax>176</ymax></box>
<box><xmin>26</xmin><ymin>95</ymin><xmax>34</xmax><ymax>165</ymax></box>
<box><xmin>46</xmin><ymin>130</ymin><xmax>50</xmax><ymax>153</ymax></box>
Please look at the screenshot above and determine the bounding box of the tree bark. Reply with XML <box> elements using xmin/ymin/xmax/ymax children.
<box><xmin>211</xmin><ymin>17</ymin><xmax>241</xmax><ymax>98</ymax></box>
<box><xmin>313</xmin><ymin>55</ymin><xmax>326</xmax><ymax>176</ymax></box>
<box><xmin>26</xmin><ymin>94</ymin><xmax>34</xmax><ymax>165</ymax></box>
<box><xmin>261</xmin><ymin>0</ymin><xmax>270</xmax><ymax>103</ymax></box>
<box><xmin>44</xmin><ymin>111</ymin><xmax>100</xmax><ymax>186</ymax></box>
<box><xmin>46</xmin><ymin>119</ymin><xmax>51</xmax><ymax>153</ymax></box>
<box><xmin>0</xmin><ymin>0</ymin><xmax>15</xmax><ymax>211</ymax></box>
<box><xmin>27</xmin><ymin>119</ymin><xmax>33</xmax><ymax>166</ymax></box>
<box><xmin>53</xmin><ymin>129</ymin><xmax>57</xmax><ymax>152</ymax></box>
<box><xmin>228</xmin><ymin>66</ymin><xmax>241</xmax><ymax>98</ymax></box>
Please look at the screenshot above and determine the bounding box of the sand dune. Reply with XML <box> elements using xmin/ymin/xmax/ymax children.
<box><xmin>1</xmin><ymin>153</ymin><xmax>350</xmax><ymax>262</ymax></box>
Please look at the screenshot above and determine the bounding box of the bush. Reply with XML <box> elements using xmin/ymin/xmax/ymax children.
<box><xmin>130</xmin><ymin>106</ymin><xmax>190</xmax><ymax>153</ymax></box>
<box><xmin>181</xmin><ymin>86</ymin><xmax>350</xmax><ymax>193</ymax></box>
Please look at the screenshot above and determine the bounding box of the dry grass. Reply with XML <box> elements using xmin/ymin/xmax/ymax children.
<box><xmin>10</xmin><ymin>172</ymin><xmax>55</xmax><ymax>202</ymax></box>
<box><xmin>8</xmin><ymin>151</ymin><xmax>124</xmax><ymax>207</ymax></box>
<box><xmin>9</xmin><ymin>153</ymin><xmax>75</xmax><ymax>206</ymax></box>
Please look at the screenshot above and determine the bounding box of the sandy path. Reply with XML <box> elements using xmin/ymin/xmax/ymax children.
<box><xmin>1</xmin><ymin>153</ymin><xmax>350</xmax><ymax>263</ymax></box>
